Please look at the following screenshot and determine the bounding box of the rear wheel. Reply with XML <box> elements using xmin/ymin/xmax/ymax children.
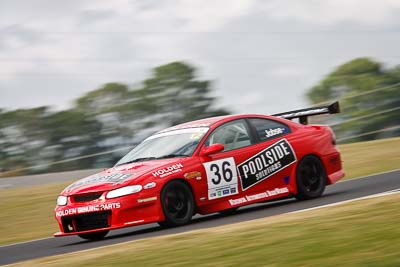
<box><xmin>295</xmin><ymin>156</ymin><xmax>326</xmax><ymax>200</ymax></box>
<box><xmin>159</xmin><ymin>180</ymin><xmax>194</xmax><ymax>227</ymax></box>
<box><xmin>78</xmin><ymin>230</ymin><xmax>109</xmax><ymax>241</ymax></box>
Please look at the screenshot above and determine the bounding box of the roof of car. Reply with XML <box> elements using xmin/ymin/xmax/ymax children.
<box><xmin>158</xmin><ymin>115</ymin><xmax>230</xmax><ymax>133</ymax></box>
<box><xmin>158</xmin><ymin>114</ymin><xmax>289</xmax><ymax>134</ymax></box>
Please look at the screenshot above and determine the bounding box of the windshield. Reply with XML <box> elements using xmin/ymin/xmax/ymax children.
<box><xmin>115</xmin><ymin>127</ymin><xmax>209</xmax><ymax>166</ymax></box>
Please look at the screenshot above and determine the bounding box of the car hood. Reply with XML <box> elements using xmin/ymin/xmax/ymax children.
<box><xmin>62</xmin><ymin>158</ymin><xmax>185</xmax><ymax>195</ymax></box>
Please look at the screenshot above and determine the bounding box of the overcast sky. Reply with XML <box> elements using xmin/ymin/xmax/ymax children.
<box><xmin>0</xmin><ymin>0</ymin><xmax>399</xmax><ymax>114</ymax></box>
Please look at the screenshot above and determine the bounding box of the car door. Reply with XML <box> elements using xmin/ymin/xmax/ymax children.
<box><xmin>241</xmin><ymin>117</ymin><xmax>296</xmax><ymax>193</ymax></box>
<box><xmin>200</xmin><ymin>119</ymin><xmax>263</xmax><ymax>201</ymax></box>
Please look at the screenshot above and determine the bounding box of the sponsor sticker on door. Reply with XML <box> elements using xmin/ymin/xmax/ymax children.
<box><xmin>238</xmin><ymin>139</ymin><xmax>296</xmax><ymax>190</ymax></box>
<box><xmin>203</xmin><ymin>157</ymin><xmax>239</xmax><ymax>200</ymax></box>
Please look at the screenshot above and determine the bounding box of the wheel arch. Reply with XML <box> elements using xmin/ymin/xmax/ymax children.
<box><xmin>158</xmin><ymin>177</ymin><xmax>197</xmax><ymax>227</ymax></box>
<box><xmin>294</xmin><ymin>153</ymin><xmax>328</xmax><ymax>200</ymax></box>
<box><xmin>296</xmin><ymin>153</ymin><xmax>329</xmax><ymax>184</ymax></box>
<box><xmin>160</xmin><ymin>178</ymin><xmax>198</xmax><ymax>210</ymax></box>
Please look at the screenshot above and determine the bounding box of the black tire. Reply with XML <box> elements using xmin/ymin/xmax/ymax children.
<box><xmin>78</xmin><ymin>230</ymin><xmax>109</xmax><ymax>241</ymax></box>
<box><xmin>218</xmin><ymin>207</ymin><xmax>238</xmax><ymax>216</ymax></box>
<box><xmin>295</xmin><ymin>156</ymin><xmax>327</xmax><ymax>200</ymax></box>
<box><xmin>159</xmin><ymin>180</ymin><xmax>195</xmax><ymax>227</ymax></box>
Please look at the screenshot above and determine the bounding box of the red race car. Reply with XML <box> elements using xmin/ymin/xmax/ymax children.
<box><xmin>54</xmin><ymin>102</ymin><xmax>344</xmax><ymax>240</ymax></box>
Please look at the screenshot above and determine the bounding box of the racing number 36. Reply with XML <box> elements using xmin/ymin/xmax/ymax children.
<box><xmin>204</xmin><ymin>157</ymin><xmax>238</xmax><ymax>188</ymax></box>
<box><xmin>210</xmin><ymin>161</ymin><xmax>233</xmax><ymax>185</ymax></box>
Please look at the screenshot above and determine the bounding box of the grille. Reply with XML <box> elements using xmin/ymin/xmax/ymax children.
<box><xmin>73</xmin><ymin>193</ymin><xmax>103</xmax><ymax>203</ymax></box>
<box><xmin>62</xmin><ymin>211</ymin><xmax>110</xmax><ymax>233</ymax></box>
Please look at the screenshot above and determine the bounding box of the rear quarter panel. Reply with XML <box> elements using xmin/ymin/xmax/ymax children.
<box><xmin>287</xmin><ymin>124</ymin><xmax>343</xmax><ymax>185</ymax></box>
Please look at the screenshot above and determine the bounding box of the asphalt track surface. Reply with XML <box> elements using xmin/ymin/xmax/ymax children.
<box><xmin>1</xmin><ymin>170</ymin><xmax>399</xmax><ymax>265</ymax></box>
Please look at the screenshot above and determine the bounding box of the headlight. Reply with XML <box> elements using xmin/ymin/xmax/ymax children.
<box><xmin>57</xmin><ymin>195</ymin><xmax>68</xmax><ymax>206</ymax></box>
<box><xmin>106</xmin><ymin>185</ymin><xmax>142</xmax><ymax>199</ymax></box>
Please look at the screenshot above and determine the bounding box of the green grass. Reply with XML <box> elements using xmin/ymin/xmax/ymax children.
<box><xmin>9</xmin><ymin>192</ymin><xmax>400</xmax><ymax>267</ymax></box>
<box><xmin>0</xmin><ymin>137</ymin><xmax>399</xmax><ymax>246</ymax></box>
<box><xmin>0</xmin><ymin>181</ymin><xmax>73</xmax><ymax>245</ymax></box>
<box><xmin>339</xmin><ymin>137</ymin><xmax>400</xmax><ymax>179</ymax></box>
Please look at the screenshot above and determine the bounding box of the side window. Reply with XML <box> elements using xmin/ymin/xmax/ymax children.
<box><xmin>249</xmin><ymin>118</ymin><xmax>290</xmax><ymax>142</ymax></box>
<box><xmin>206</xmin><ymin>120</ymin><xmax>251</xmax><ymax>151</ymax></box>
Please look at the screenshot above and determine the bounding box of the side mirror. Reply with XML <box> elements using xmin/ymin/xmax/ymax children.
<box><xmin>200</xmin><ymin>143</ymin><xmax>224</xmax><ymax>156</ymax></box>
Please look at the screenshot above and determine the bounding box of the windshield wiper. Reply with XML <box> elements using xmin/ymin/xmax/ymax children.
<box><xmin>116</xmin><ymin>157</ymin><xmax>157</xmax><ymax>166</ymax></box>
<box><xmin>156</xmin><ymin>154</ymin><xmax>190</xmax><ymax>159</ymax></box>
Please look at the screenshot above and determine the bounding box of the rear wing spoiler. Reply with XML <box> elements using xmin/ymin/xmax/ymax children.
<box><xmin>272</xmin><ymin>101</ymin><xmax>340</xmax><ymax>125</ymax></box>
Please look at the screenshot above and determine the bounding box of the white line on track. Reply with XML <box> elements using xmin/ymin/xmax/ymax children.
<box><xmin>290</xmin><ymin>188</ymin><xmax>400</xmax><ymax>214</ymax></box>
<box><xmin>338</xmin><ymin>168</ymin><xmax>400</xmax><ymax>183</ymax></box>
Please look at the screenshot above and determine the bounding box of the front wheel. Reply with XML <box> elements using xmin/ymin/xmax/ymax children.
<box><xmin>159</xmin><ymin>180</ymin><xmax>194</xmax><ymax>227</ymax></box>
<box><xmin>295</xmin><ymin>156</ymin><xmax>327</xmax><ymax>200</ymax></box>
<box><xmin>78</xmin><ymin>230</ymin><xmax>109</xmax><ymax>241</ymax></box>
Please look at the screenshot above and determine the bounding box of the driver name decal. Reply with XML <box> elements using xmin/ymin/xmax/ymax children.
<box><xmin>238</xmin><ymin>139</ymin><xmax>296</xmax><ymax>190</ymax></box>
<box><xmin>229</xmin><ymin>187</ymin><xmax>289</xmax><ymax>206</ymax></box>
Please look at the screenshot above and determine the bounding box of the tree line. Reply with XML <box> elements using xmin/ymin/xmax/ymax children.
<box><xmin>1</xmin><ymin>58</ymin><xmax>398</xmax><ymax>176</ymax></box>
<box><xmin>0</xmin><ymin>62</ymin><xmax>229</xmax><ymax>176</ymax></box>
<box><xmin>306</xmin><ymin>58</ymin><xmax>400</xmax><ymax>142</ymax></box>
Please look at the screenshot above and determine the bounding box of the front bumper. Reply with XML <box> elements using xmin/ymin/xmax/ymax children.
<box><xmin>54</xmin><ymin>192</ymin><xmax>162</xmax><ymax>237</ymax></box>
